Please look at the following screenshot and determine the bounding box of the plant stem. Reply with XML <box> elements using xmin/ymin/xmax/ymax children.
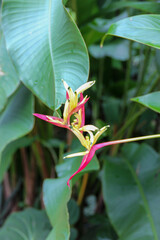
<box><xmin>93</xmin><ymin>58</ymin><xmax>104</xmax><ymax>123</ymax></box>
<box><xmin>77</xmin><ymin>173</ymin><xmax>89</xmax><ymax>206</ymax></box>
<box><xmin>123</xmin><ymin>41</ymin><xmax>132</xmax><ymax>113</ymax></box>
<box><xmin>96</xmin><ymin>134</ymin><xmax>160</xmax><ymax>150</ymax></box>
<box><xmin>32</xmin><ymin>142</ymin><xmax>49</xmax><ymax>179</ymax></box>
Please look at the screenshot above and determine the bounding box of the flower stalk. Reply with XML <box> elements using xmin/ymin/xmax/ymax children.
<box><xmin>33</xmin><ymin>80</ymin><xmax>160</xmax><ymax>187</ymax></box>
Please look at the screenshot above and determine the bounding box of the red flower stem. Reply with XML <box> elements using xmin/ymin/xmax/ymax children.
<box><xmin>95</xmin><ymin>134</ymin><xmax>160</xmax><ymax>151</ymax></box>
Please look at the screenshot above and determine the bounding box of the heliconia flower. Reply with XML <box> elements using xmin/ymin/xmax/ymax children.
<box><xmin>64</xmin><ymin>126</ymin><xmax>160</xmax><ymax>186</ymax></box>
<box><xmin>33</xmin><ymin>80</ymin><xmax>95</xmax><ymax>129</ymax></box>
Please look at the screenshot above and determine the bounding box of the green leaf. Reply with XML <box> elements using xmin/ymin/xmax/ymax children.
<box><xmin>43</xmin><ymin>177</ymin><xmax>71</xmax><ymax>240</ymax></box>
<box><xmin>103</xmin><ymin>15</ymin><xmax>160</xmax><ymax>50</ymax></box>
<box><xmin>68</xmin><ymin>198</ymin><xmax>80</xmax><ymax>225</ymax></box>
<box><xmin>0</xmin><ymin>85</ymin><xmax>34</xmax><ymax>157</ymax></box>
<box><xmin>102</xmin><ymin>143</ymin><xmax>160</xmax><ymax>240</ymax></box>
<box><xmin>70</xmin><ymin>228</ymin><xmax>78</xmax><ymax>240</ymax></box>
<box><xmin>43</xmin><ymin>143</ymin><xmax>100</xmax><ymax>240</ymax></box>
<box><xmin>106</xmin><ymin>1</ymin><xmax>160</xmax><ymax>14</ymax></box>
<box><xmin>89</xmin><ymin>40</ymin><xmax>129</xmax><ymax>60</ymax></box>
<box><xmin>102</xmin><ymin>96</ymin><xmax>122</xmax><ymax>124</ymax></box>
<box><xmin>0</xmin><ymin>28</ymin><xmax>20</xmax><ymax>113</ymax></box>
<box><xmin>0</xmin><ymin>87</ymin><xmax>6</xmax><ymax>112</ymax></box>
<box><xmin>0</xmin><ymin>208</ymin><xmax>51</xmax><ymax>240</ymax></box>
<box><xmin>0</xmin><ymin>31</ymin><xmax>19</xmax><ymax>98</ymax></box>
<box><xmin>155</xmin><ymin>50</ymin><xmax>160</xmax><ymax>74</ymax></box>
<box><xmin>0</xmin><ymin>137</ymin><xmax>35</xmax><ymax>183</ymax></box>
<box><xmin>76</xmin><ymin>0</ymin><xmax>99</xmax><ymax>25</ymax></box>
<box><xmin>2</xmin><ymin>0</ymin><xmax>89</xmax><ymax>110</ymax></box>
<box><xmin>131</xmin><ymin>92</ymin><xmax>160</xmax><ymax>113</ymax></box>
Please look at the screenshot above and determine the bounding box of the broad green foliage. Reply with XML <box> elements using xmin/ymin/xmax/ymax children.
<box><xmin>102</xmin><ymin>143</ymin><xmax>160</xmax><ymax>240</ymax></box>
<box><xmin>2</xmin><ymin>0</ymin><xmax>89</xmax><ymax>110</ymax></box>
<box><xmin>0</xmin><ymin>30</ymin><xmax>19</xmax><ymax>112</ymax></box>
<box><xmin>103</xmin><ymin>15</ymin><xmax>160</xmax><ymax>49</ymax></box>
<box><xmin>132</xmin><ymin>92</ymin><xmax>160</xmax><ymax>113</ymax></box>
<box><xmin>43</xmin><ymin>144</ymin><xmax>99</xmax><ymax>240</ymax></box>
<box><xmin>1</xmin><ymin>0</ymin><xmax>160</xmax><ymax>239</ymax></box>
<box><xmin>0</xmin><ymin>208</ymin><xmax>51</xmax><ymax>240</ymax></box>
<box><xmin>0</xmin><ymin>137</ymin><xmax>35</xmax><ymax>183</ymax></box>
<box><xmin>0</xmin><ymin>31</ymin><xmax>19</xmax><ymax>98</ymax></box>
<box><xmin>43</xmin><ymin>177</ymin><xmax>71</xmax><ymax>240</ymax></box>
<box><xmin>0</xmin><ymin>85</ymin><xmax>34</xmax><ymax>161</ymax></box>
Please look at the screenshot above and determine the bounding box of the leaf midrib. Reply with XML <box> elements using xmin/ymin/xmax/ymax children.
<box><xmin>48</xmin><ymin>0</ymin><xmax>55</xmax><ymax>108</ymax></box>
<box><xmin>124</xmin><ymin>158</ymin><xmax>158</xmax><ymax>240</ymax></box>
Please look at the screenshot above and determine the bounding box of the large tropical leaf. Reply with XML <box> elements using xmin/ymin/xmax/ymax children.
<box><xmin>0</xmin><ymin>85</ymin><xmax>34</xmax><ymax>159</ymax></box>
<box><xmin>0</xmin><ymin>208</ymin><xmax>51</xmax><ymax>240</ymax></box>
<box><xmin>102</xmin><ymin>143</ymin><xmax>160</xmax><ymax>240</ymax></box>
<box><xmin>0</xmin><ymin>28</ymin><xmax>20</xmax><ymax>112</ymax></box>
<box><xmin>2</xmin><ymin>0</ymin><xmax>89</xmax><ymax>110</ymax></box>
<box><xmin>43</xmin><ymin>177</ymin><xmax>71</xmax><ymax>240</ymax></box>
<box><xmin>132</xmin><ymin>92</ymin><xmax>160</xmax><ymax>114</ymax></box>
<box><xmin>103</xmin><ymin>15</ymin><xmax>160</xmax><ymax>49</ymax></box>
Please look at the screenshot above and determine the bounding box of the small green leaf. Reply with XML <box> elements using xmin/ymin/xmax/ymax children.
<box><xmin>0</xmin><ymin>208</ymin><xmax>51</xmax><ymax>240</ymax></box>
<box><xmin>103</xmin><ymin>15</ymin><xmax>160</xmax><ymax>49</ymax></box>
<box><xmin>2</xmin><ymin>0</ymin><xmax>89</xmax><ymax>110</ymax></box>
<box><xmin>0</xmin><ymin>85</ymin><xmax>34</xmax><ymax>159</ymax></box>
<box><xmin>132</xmin><ymin>92</ymin><xmax>160</xmax><ymax>113</ymax></box>
<box><xmin>102</xmin><ymin>143</ymin><xmax>160</xmax><ymax>240</ymax></box>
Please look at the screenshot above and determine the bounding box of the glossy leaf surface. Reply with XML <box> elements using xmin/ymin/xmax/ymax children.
<box><xmin>2</xmin><ymin>0</ymin><xmax>89</xmax><ymax>110</ymax></box>
<box><xmin>0</xmin><ymin>208</ymin><xmax>51</xmax><ymax>240</ymax></box>
<box><xmin>0</xmin><ymin>32</ymin><xmax>19</xmax><ymax>98</ymax></box>
<box><xmin>132</xmin><ymin>92</ymin><xmax>160</xmax><ymax>113</ymax></box>
<box><xmin>43</xmin><ymin>177</ymin><xmax>71</xmax><ymax>240</ymax></box>
<box><xmin>0</xmin><ymin>85</ymin><xmax>34</xmax><ymax>157</ymax></box>
<box><xmin>0</xmin><ymin>29</ymin><xmax>19</xmax><ymax>112</ymax></box>
<box><xmin>102</xmin><ymin>143</ymin><xmax>160</xmax><ymax>240</ymax></box>
<box><xmin>104</xmin><ymin>15</ymin><xmax>160</xmax><ymax>49</ymax></box>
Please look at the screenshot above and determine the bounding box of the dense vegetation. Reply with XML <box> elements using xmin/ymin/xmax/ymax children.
<box><xmin>0</xmin><ymin>0</ymin><xmax>160</xmax><ymax>239</ymax></box>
